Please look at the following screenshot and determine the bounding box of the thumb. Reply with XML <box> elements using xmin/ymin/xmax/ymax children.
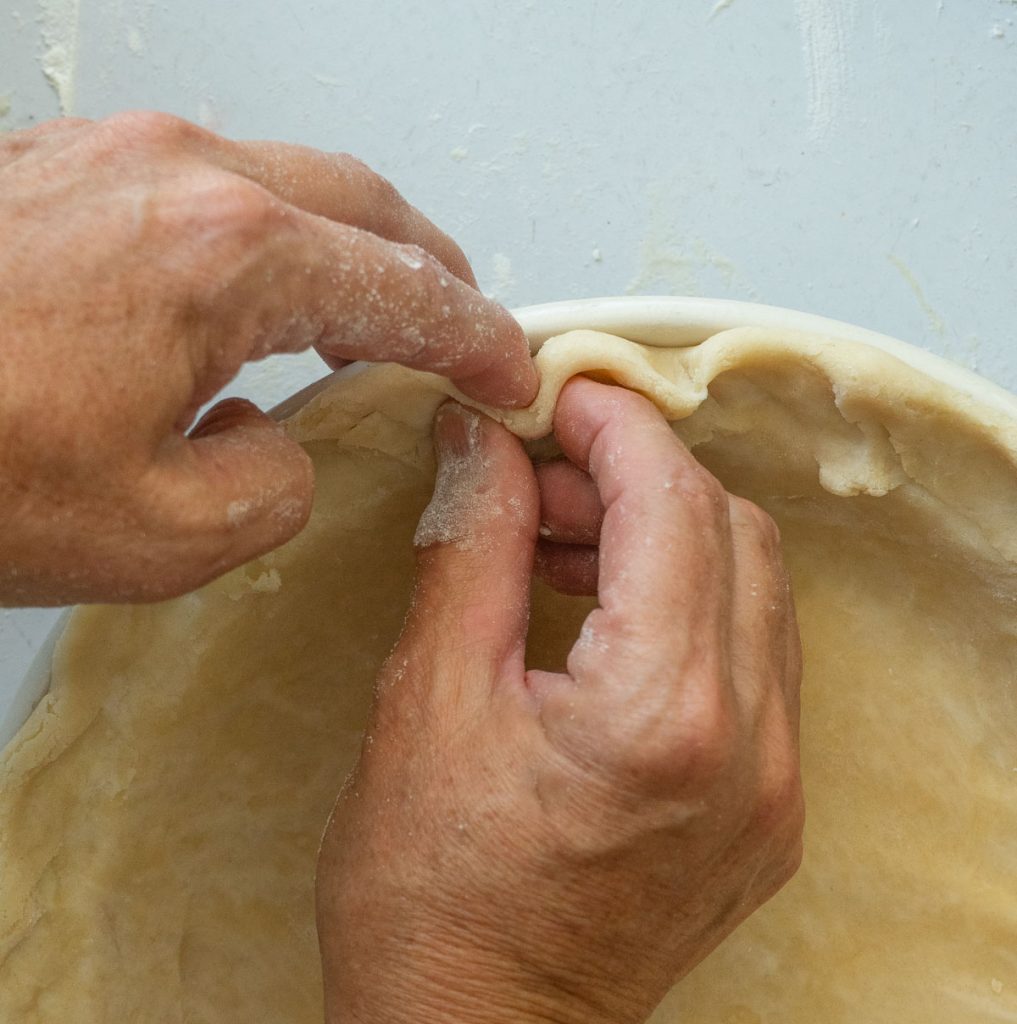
<box><xmin>396</xmin><ymin>402</ymin><xmax>539</xmax><ymax>695</ymax></box>
<box><xmin>150</xmin><ymin>398</ymin><xmax>314</xmax><ymax>593</ymax></box>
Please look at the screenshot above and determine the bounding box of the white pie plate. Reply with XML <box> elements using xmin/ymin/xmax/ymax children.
<box><xmin>3</xmin><ymin>295</ymin><xmax>1014</xmax><ymax>752</ymax></box>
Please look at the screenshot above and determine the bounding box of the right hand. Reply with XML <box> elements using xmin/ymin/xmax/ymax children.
<box><xmin>0</xmin><ymin>113</ymin><xmax>536</xmax><ymax>604</ymax></box>
<box><xmin>317</xmin><ymin>378</ymin><xmax>804</xmax><ymax>1024</ymax></box>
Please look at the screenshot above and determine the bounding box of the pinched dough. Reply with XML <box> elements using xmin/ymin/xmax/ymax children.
<box><xmin>1</xmin><ymin>327</ymin><xmax>1015</xmax><ymax>1022</ymax></box>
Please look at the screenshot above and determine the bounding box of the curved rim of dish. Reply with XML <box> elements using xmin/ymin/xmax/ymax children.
<box><xmin>513</xmin><ymin>295</ymin><xmax>1017</xmax><ymax>418</ymax></box>
<box><xmin>3</xmin><ymin>295</ymin><xmax>1012</xmax><ymax>751</ymax></box>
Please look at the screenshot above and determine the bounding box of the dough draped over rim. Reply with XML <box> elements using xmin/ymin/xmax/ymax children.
<box><xmin>2</xmin><ymin>327</ymin><xmax>1015</xmax><ymax>1023</ymax></box>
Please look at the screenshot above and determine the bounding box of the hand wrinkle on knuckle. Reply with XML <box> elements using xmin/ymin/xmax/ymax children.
<box><xmin>607</xmin><ymin>732</ymin><xmax>718</xmax><ymax>804</ymax></box>
<box><xmin>574</xmin><ymin>681</ymin><xmax>734</xmax><ymax>793</ymax></box>
<box><xmin>110</xmin><ymin>522</ymin><xmax>225</xmax><ymax>601</ymax></box>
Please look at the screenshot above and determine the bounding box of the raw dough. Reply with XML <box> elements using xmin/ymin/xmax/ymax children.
<box><xmin>1</xmin><ymin>327</ymin><xmax>1015</xmax><ymax>1023</ymax></box>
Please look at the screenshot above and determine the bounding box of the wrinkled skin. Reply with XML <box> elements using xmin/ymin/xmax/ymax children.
<box><xmin>2</xmin><ymin>113</ymin><xmax>803</xmax><ymax>1023</ymax></box>
<box><xmin>318</xmin><ymin>379</ymin><xmax>804</xmax><ymax>1024</ymax></box>
<box><xmin>0</xmin><ymin>112</ymin><xmax>535</xmax><ymax>605</ymax></box>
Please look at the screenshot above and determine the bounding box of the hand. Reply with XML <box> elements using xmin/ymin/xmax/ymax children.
<box><xmin>316</xmin><ymin>379</ymin><xmax>804</xmax><ymax>1024</ymax></box>
<box><xmin>0</xmin><ymin>113</ymin><xmax>535</xmax><ymax>604</ymax></box>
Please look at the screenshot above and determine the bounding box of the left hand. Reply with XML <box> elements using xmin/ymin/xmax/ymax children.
<box><xmin>0</xmin><ymin>113</ymin><xmax>536</xmax><ymax>605</ymax></box>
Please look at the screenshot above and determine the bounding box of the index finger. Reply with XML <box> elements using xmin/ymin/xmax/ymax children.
<box><xmin>85</xmin><ymin>114</ymin><xmax>537</xmax><ymax>407</ymax></box>
<box><xmin>210</xmin><ymin>140</ymin><xmax>540</xmax><ymax>406</ymax></box>
<box><xmin>551</xmin><ymin>377</ymin><xmax>735</xmax><ymax>688</ymax></box>
<box><xmin>116</xmin><ymin>115</ymin><xmax>480</xmax><ymax>288</ymax></box>
<box><xmin>218</xmin><ymin>140</ymin><xmax>481</xmax><ymax>289</ymax></box>
<box><xmin>271</xmin><ymin>213</ymin><xmax>537</xmax><ymax>408</ymax></box>
<box><xmin>199</xmin><ymin>135</ymin><xmax>537</xmax><ymax>399</ymax></box>
<box><xmin>171</xmin><ymin>178</ymin><xmax>537</xmax><ymax>409</ymax></box>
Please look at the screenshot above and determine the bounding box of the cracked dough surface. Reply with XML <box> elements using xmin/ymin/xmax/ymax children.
<box><xmin>1</xmin><ymin>327</ymin><xmax>1016</xmax><ymax>1022</ymax></box>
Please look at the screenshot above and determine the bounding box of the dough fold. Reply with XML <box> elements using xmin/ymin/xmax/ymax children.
<box><xmin>1</xmin><ymin>327</ymin><xmax>1015</xmax><ymax>1023</ymax></box>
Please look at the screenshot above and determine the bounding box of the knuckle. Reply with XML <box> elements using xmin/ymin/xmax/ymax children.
<box><xmin>153</xmin><ymin>173</ymin><xmax>290</xmax><ymax>255</ymax></box>
<box><xmin>608</xmin><ymin>686</ymin><xmax>737</xmax><ymax>795</ymax></box>
<box><xmin>191</xmin><ymin>176</ymin><xmax>280</xmax><ymax>233</ymax></box>
<box><xmin>101</xmin><ymin>109</ymin><xmax>209</xmax><ymax>151</ymax></box>
<box><xmin>673</xmin><ymin>692</ymin><xmax>739</xmax><ymax>783</ymax></box>
<box><xmin>133</xmin><ymin>470</ymin><xmax>242</xmax><ymax>563</ymax></box>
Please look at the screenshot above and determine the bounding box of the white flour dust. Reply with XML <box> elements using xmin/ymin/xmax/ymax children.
<box><xmin>414</xmin><ymin>408</ymin><xmax>489</xmax><ymax>549</ymax></box>
<box><xmin>793</xmin><ymin>0</ymin><xmax>857</xmax><ymax>141</ymax></box>
<box><xmin>37</xmin><ymin>0</ymin><xmax>80</xmax><ymax>114</ymax></box>
<box><xmin>413</xmin><ymin>407</ymin><xmax>529</xmax><ymax>551</ymax></box>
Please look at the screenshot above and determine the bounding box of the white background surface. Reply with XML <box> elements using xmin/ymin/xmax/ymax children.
<box><xmin>1</xmin><ymin>0</ymin><xmax>1015</xmax><ymax>706</ymax></box>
